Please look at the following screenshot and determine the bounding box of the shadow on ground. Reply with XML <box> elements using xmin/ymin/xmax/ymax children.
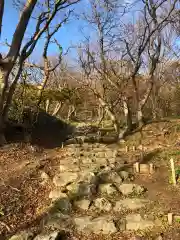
<box><xmin>140</xmin><ymin>149</ymin><xmax>161</xmax><ymax>164</ymax></box>
<box><xmin>4</xmin><ymin>110</ymin><xmax>75</xmax><ymax>149</ymax></box>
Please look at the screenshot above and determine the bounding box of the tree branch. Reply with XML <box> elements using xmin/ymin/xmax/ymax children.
<box><xmin>0</xmin><ymin>0</ymin><xmax>4</xmax><ymax>39</ymax></box>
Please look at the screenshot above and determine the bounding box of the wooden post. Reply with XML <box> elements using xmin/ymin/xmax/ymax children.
<box><xmin>170</xmin><ymin>158</ymin><xmax>176</xmax><ymax>185</ymax></box>
<box><xmin>139</xmin><ymin>144</ymin><xmax>144</xmax><ymax>151</ymax></box>
<box><xmin>134</xmin><ymin>162</ymin><xmax>140</xmax><ymax>173</ymax></box>
<box><xmin>168</xmin><ymin>213</ymin><xmax>173</xmax><ymax>225</ymax></box>
<box><xmin>149</xmin><ymin>163</ymin><xmax>154</xmax><ymax>174</ymax></box>
<box><xmin>125</xmin><ymin>146</ymin><xmax>129</xmax><ymax>152</ymax></box>
<box><xmin>139</xmin><ymin>144</ymin><xmax>144</xmax><ymax>161</ymax></box>
<box><xmin>132</xmin><ymin>145</ymin><xmax>136</xmax><ymax>152</ymax></box>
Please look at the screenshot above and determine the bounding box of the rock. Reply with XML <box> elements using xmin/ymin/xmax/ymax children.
<box><xmin>53</xmin><ymin>172</ymin><xmax>78</xmax><ymax>187</ymax></box>
<box><xmin>98</xmin><ymin>183</ymin><xmax>117</xmax><ymax>195</ymax></box>
<box><xmin>98</xmin><ymin>170</ymin><xmax>122</xmax><ymax>185</ymax></box>
<box><xmin>53</xmin><ymin>197</ymin><xmax>72</xmax><ymax>214</ymax></box>
<box><xmin>93</xmin><ymin>197</ymin><xmax>112</xmax><ymax>211</ymax></box>
<box><xmin>119</xmin><ymin>171</ymin><xmax>130</xmax><ymax>180</ymax></box>
<box><xmin>8</xmin><ymin>232</ymin><xmax>33</xmax><ymax>240</ymax></box>
<box><xmin>155</xmin><ymin>235</ymin><xmax>163</xmax><ymax>240</ymax></box>
<box><xmin>94</xmin><ymin>165</ymin><xmax>111</xmax><ymax>174</ymax></box>
<box><xmin>135</xmin><ymin>184</ymin><xmax>146</xmax><ymax>194</ymax></box>
<box><xmin>114</xmin><ymin>198</ymin><xmax>149</xmax><ymax>211</ymax></box>
<box><xmin>40</xmin><ymin>171</ymin><xmax>49</xmax><ymax>184</ymax></box>
<box><xmin>118</xmin><ymin>183</ymin><xmax>134</xmax><ymax>195</ymax></box>
<box><xmin>74</xmin><ymin>199</ymin><xmax>91</xmax><ymax>210</ymax></box>
<box><xmin>74</xmin><ymin>216</ymin><xmax>92</xmax><ymax>231</ymax></box>
<box><xmin>81</xmin><ymin>158</ymin><xmax>94</xmax><ymax>164</ymax></box>
<box><xmin>67</xmin><ymin>182</ymin><xmax>96</xmax><ymax>199</ymax></box>
<box><xmin>49</xmin><ymin>189</ymin><xmax>67</xmax><ymax>201</ymax></box>
<box><xmin>105</xmin><ymin>150</ymin><xmax>117</xmax><ymax>158</ymax></box>
<box><xmin>118</xmin><ymin>184</ymin><xmax>145</xmax><ymax>196</ymax></box>
<box><xmin>74</xmin><ymin>216</ymin><xmax>117</xmax><ymax>234</ymax></box>
<box><xmin>95</xmin><ymin>158</ymin><xmax>108</xmax><ymax>166</ymax></box>
<box><xmin>34</xmin><ymin>231</ymin><xmax>74</xmax><ymax>240</ymax></box>
<box><xmin>94</xmin><ymin>152</ymin><xmax>106</xmax><ymax>158</ymax></box>
<box><xmin>33</xmin><ymin>231</ymin><xmax>59</xmax><ymax>240</ymax></box>
<box><xmin>59</xmin><ymin>165</ymin><xmax>70</xmax><ymax>172</ymax></box>
<box><xmin>78</xmin><ymin>182</ymin><xmax>97</xmax><ymax>197</ymax></box>
<box><xmin>126</xmin><ymin>214</ymin><xmax>155</xmax><ymax>230</ymax></box>
<box><xmin>45</xmin><ymin>212</ymin><xmax>73</xmax><ymax>230</ymax></box>
<box><xmin>78</xmin><ymin>171</ymin><xmax>97</xmax><ymax>184</ymax></box>
<box><xmin>79</xmin><ymin>151</ymin><xmax>90</xmax><ymax>157</ymax></box>
<box><xmin>89</xmin><ymin>216</ymin><xmax>117</xmax><ymax>234</ymax></box>
<box><xmin>114</xmin><ymin>218</ymin><xmax>126</xmax><ymax>231</ymax></box>
<box><xmin>129</xmin><ymin>237</ymin><xmax>143</xmax><ymax>240</ymax></box>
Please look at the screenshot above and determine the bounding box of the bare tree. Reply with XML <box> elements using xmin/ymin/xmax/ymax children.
<box><xmin>122</xmin><ymin>0</ymin><xmax>178</xmax><ymax>126</ymax></box>
<box><xmin>0</xmin><ymin>0</ymin><xmax>80</xmax><ymax>144</ymax></box>
<box><xmin>77</xmin><ymin>0</ymin><xmax>135</xmax><ymax>139</ymax></box>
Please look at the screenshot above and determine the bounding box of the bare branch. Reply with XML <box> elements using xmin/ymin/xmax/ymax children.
<box><xmin>0</xmin><ymin>0</ymin><xmax>4</xmax><ymax>39</ymax></box>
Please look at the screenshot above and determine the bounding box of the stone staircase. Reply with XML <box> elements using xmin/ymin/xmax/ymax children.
<box><xmin>9</xmin><ymin>143</ymin><xmax>163</xmax><ymax>240</ymax></box>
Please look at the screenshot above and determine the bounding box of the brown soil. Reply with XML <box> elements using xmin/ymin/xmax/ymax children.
<box><xmin>0</xmin><ymin>145</ymin><xmax>63</xmax><ymax>240</ymax></box>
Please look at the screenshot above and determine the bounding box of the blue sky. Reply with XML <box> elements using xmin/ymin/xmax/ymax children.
<box><xmin>1</xmin><ymin>0</ymin><xmax>87</xmax><ymax>61</ymax></box>
<box><xmin>1</xmin><ymin>1</ymin><xmax>179</xmax><ymax>63</ymax></box>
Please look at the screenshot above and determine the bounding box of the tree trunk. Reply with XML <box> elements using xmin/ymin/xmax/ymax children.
<box><xmin>2</xmin><ymin>62</ymin><xmax>23</xmax><ymax>122</ymax></box>
<box><xmin>52</xmin><ymin>102</ymin><xmax>62</xmax><ymax>116</ymax></box>
<box><xmin>137</xmin><ymin>107</ymin><xmax>144</xmax><ymax>127</ymax></box>
<box><xmin>45</xmin><ymin>99</ymin><xmax>50</xmax><ymax>113</ymax></box>
<box><xmin>0</xmin><ymin>69</ymin><xmax>9</xmax><ymax>145</ymax></box>
<box><xmin>98</xmin><ymin>106</ymin><xmax>105</xmax><ymax>127</ymax></box>
<box><xmin>37</xmin><ymin>74</ymin><xmax>48</xmax><ymax>109</ymax></box>
<box><xmin>98</xmin><ymin>97</ymin><xmax>119</xmax><ymax>134</ymax></box>
<box><xmin>67</xmin><ymin>105</ymin><xmax>76</xmax><ymax>121</ymax></box>
<box><xmin>123</xmin><ymin>98</ymin><xmax>133</xmax><ymax>131</ymax></box>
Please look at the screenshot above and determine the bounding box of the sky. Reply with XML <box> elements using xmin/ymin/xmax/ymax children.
<box><xmin>1</xmin><ymin>1</ymin><xmax>134</xmax><ymax>60</ymax></box>
<box><xmin>0</xmin><ymin>0</ymin><xmax>179</xmax><ymax>64</ymax></box>
<box><xmin>0</xmin><ymin>0</ymin><xmax>87</xmax><ymax>61</ymax></box>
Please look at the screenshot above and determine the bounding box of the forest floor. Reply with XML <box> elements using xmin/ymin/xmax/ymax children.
<box><xmin>0</xmin><ymin>119</ymin><xmax>180</xmax><ymax>240</ymax></box>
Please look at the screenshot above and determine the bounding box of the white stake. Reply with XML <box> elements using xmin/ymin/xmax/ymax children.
<box><xmin>133</xmin><ymin>162</ymin><xmax>140</xmax><ymax>173</ymax></box>
<box><xmin>132</xmin><ymin>145</ymin><xmax>136</xmax><ymax>152</ymax></box>
<box><xmin>170</xmin><ymin>158</ymin><xmax>176</xmax><ymax>185</ymax></box>
<box><xmin>149</xmin><ymin>163</ymin><xmax>154</xmax><ymax>174</ymax></box>
<box><xmin>168</xmin><ymin>213</ymin><xmax>173</xmax><ymax>225</ymax></box>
